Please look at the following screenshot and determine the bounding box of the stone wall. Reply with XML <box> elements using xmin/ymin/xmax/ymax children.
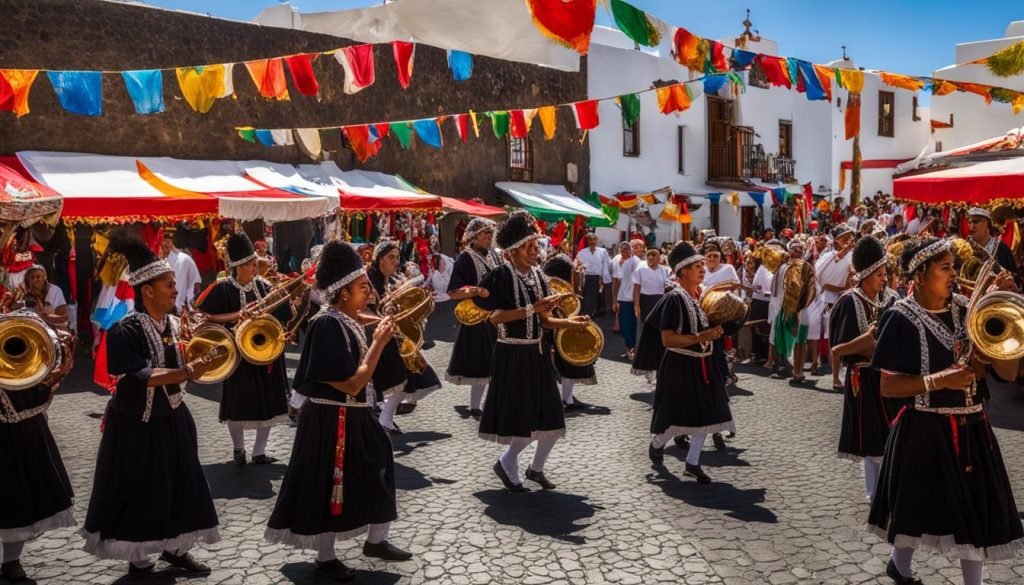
<box><xmin>0</xmin><ymin>0</ymin><xmax>589</xmax><ymax>202</ymax></box>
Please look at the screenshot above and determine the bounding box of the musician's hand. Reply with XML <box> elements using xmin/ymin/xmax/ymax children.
<box><xmin>533</xmin><ymin>298</ymin><xmax>556</xmax><ymax>314</ymax></box>
<box><xmin>989</xmin><ymin>271</ymin><xmax>1018</xmax><ymax>293</ymax></box>
<box><xmin>189</xmin><ymin>359</ymin><xmax>214</xmax><ymax>381</ymax></box>
<box><xmin>568</xmin><ymin>315</ymin><xmax>590</xmax><ymax>328</ymax></box>
<box><xmin>934</xmin><ymin>365</ymin><xmax>974</xmax><ymax>391</ymax></box>
<box><xmin>474</xmin><ymin>286</ymin><xmax>490</xmax><ymax>299</ymax></box>
<box><xmin>372</xmin><ymin>317</ymin><xmax>396</xmax><ymax>344</ymax></box>
<box><xmin>701</xmin><ymin>326</ymin><xmax>725</xmax><ymax>342</ymax></box>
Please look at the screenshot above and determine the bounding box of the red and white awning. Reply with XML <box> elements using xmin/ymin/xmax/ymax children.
<box><xmin>893</xmin><ymin>157</ymin><xmax>1024</xmax><ymax>205</ymax></box>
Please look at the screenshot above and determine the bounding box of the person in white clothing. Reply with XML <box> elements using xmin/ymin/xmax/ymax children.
<box><xmin>814</xmin><ymin>225</ymin><xmax>855</xmax><ymax>390</ymax></box>
<box><xmin>801</xmin><ymin>234</ymin><xmax>829</xmax><ymax>375</ymax></box>
<box><xmin>425</xmin><ymin>253</ymin><xmax>455</xmax><ymax>303</ymax></box>
<box><xmin>611</xmin><ymin>242</ymin><xmax>642</xmax><ymax>360</ymax></box>
<box><xmin>576</xmin><ymin>233</ymin><xmax>611</xmax><ymax>317</ymax></box>
<box><xmin>20</xmin><ymin>265</ymin><xmax>69</xmax><ymax>330</ymax></box>
<box><xmin>749</xmin><ymin>251</ymin><xmax>774</xmax><ymax>364</ymax></box>
<box><xmin>160</xmin><ymin>232</ymin><xmax>202</xmax><ymax>311</ymax></box>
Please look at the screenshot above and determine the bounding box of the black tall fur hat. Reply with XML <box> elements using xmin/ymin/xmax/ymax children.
<box><xmin>667</xmin><ymin>241</ymin><xmax>700</xmax><ymax>273</ymax></box>
<box><xmin>496</xmin><ymin>211</ymin><xmax>539</xmax><ymax>251</ymax></box>
<box><xmin>108</xmin><ymin>230</ymin><xmax>171</xmax><ymax>286</ymax></box>
<box><xmin>226</xmin><ymin>232</ymin><xmax>256</xmax><ymax>267</ymax></box>
<box><xmin>316</xmin><ymin>241</ymin><xmax>366</xmax><ymax>296</ymax></box>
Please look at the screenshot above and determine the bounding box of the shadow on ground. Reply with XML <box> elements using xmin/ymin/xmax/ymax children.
<box><xmin>473</xmin><ymin>489</ymin><xmax>601</xmax><ymax>544</ymax></box>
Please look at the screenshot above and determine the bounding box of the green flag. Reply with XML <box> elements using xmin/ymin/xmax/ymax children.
<box><xmin>389</xmin><ymin>122</ymin><xmax>412</xmax><ymax>149</ymax></box>
<box><xmin>618</xmin><ymin>94</ymin><xmax>640</xmax><ymax>128</ymax></box>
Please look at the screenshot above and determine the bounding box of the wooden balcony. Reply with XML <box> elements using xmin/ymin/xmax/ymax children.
<box><xmin>708</xmin><ymin>125</ymin><xmax>797</xmax><ymax>184</ymax></box>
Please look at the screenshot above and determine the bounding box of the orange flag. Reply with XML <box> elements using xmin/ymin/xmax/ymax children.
<box><xmin>657</xmin><ymin>85</ymin><xmax>691</xmax><ymax>114</ymax></box>
<box><xmin>0</xmin><ymin>70</ymin><xmax>39</xmax><ymax>117</ymax></box>
<box><xmin>880</xmin><ymin>72</ymin><xmax>925</xmax><ymax>92</ymax></box>
<box><xmin>844</xmin><ymin>93</ymin><xmax>861</xmax><ymax>140</ymax></box>
<box><xmin>245</xmin><ymin>59</ymin><xmax>290</xmax><ymax>100</ymax></box>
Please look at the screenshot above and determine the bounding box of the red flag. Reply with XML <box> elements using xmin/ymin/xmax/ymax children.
<box><xmin>391</xmin><ymin>41</ymin><xmax>415</xmax><ymax>89</ymax></box>
<box><xmin>335</xmin><ymin>45</ymin><xmax>376</xmax><ymax>94</ymax></box>
<box><xmin>284</xmin><ymin>54</ymin><xmax>320</xmax><ymax>97</ymax></box>
<box><xmin>755</xmin><ymin>55</ymin><xmax>791</xmax><ymax>89</ymax></box>
<box><xmin>573</xmin><ymin>215</ymin><xmax>588</xmax><ymax>256</ymax></box>
<box><xmin>453</xmin><ymin>114</ymin><xmax>470</xmax><ymax>143</ymax></box>
<box><xmin>803</xmin><ymin>182</ymin><xmax>813</xmax><ymax>215</ymax></box>
<box><xmin>0</xmin><ymin>74</ymin><xmax>14</xmax><ymax>113</ymax></box>
<box><xmin>343</xmin><ymin>125</ymin><xmax>383</xmax><ymax>162</ymax></box>
<box><xmin>708</xmin><ymin>41</ymin><xmax>728</xmax><ymax>72</ymax></box>
<box><xmin>510</xmin><ymin>110</ymin><xmax>529</xmax><ymax>138</ymax></box>
<box><xmin>572</xmin><ymin>100</ymin><xmax>600</xmax><ymax>130</ymax></box>
<box><xmin>92</xmin><ymin>331</ymin><xmax>118</xmax><ymax>392</ymax></box>
<box><xmin>550</xmin><ymin>221</ymin><xmax>568</xmax><ymax>247</ymax></box>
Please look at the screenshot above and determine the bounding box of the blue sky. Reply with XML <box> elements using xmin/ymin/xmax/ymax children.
<box><xmin>143</xmin><ymin>0</ymin><xmax>1020</xmax><ymax>76</ymax></box>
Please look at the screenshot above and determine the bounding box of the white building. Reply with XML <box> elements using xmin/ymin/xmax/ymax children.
<box><xmin>587</xmin><ymin>19</ymin><xmax>930</xmax><ymax>242</ymax></box>
<box><xmin>931</xmin><ymin>20</ymin><xmax>1024</xmax><ymax>153</ymax></box>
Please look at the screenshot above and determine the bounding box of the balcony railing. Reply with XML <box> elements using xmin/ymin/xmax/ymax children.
<box><xmin>708</xmin><ymin>125</ymin><xmax>797</xmax><ymax>184</ymax></box>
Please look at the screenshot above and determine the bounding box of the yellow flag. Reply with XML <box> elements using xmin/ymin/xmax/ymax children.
<box><xmin>469</xmin><ymin>110</ymin><xmax>480</xmax><ymax>138</ymax></box>
<box><xmin>537</xmin><ymin>106</ymin><xmax>558</xmax><ymax>141</ymax></box>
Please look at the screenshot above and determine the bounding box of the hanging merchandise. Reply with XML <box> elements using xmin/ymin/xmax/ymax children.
<box><xmin>572</xmin><ymin>99</ymin><xmax>600</xmax><ymax>130</ymax></box>
<box><xmin>390</xmin><ymin>122</ymin><xmax>413</xmax><ymax>149</ymax></box>
<box><xmin>176</xmin><ymin>65</ymin><xmax>227</xmax><ymax>114</ymax></box>
<box><xmin>335</xmin><ymin>44</ymin><xmax>376</xmax><ymax>94</ymax></box>
<box><xmin>617</xmin><ymin>93</ymin><xmax>640</xmax><ymax>128</ymax></box>
<box><xmin>447</xmin><ymin>50</ymin><xmax>473</xmax><ymax>81</ymax></box>
<box><xmin>412</xmin><ymin>119</ymin><xmax>443</xmax><ymax>148</ymax></box>
<box><xmin>392</xmin><ymin>41</ymin><xmax>416</xmax><ymax>90</ymax></box>
<box><xmin>609</xmin><ymin>0</ymin><xmax>665</xmax><ymax>48</ymax></box>
<box><xmin>284</xmin><ymin>54</ymin><xmax>320</xmax><ymax>97</ymax></box>
<box><xmin>536</xmin><ymin>105</ymin><xmax>557</xmax><ymax>140</ymax></box>
<box><xmin>47</xmin><ymin>70</ymin><xmax>103</xmax><ymax>116</ymax></box>
<box><xmin>525</xmin><ymin>0</ymin><xmax>597</xmax><ymax>55</ymax></box>
<box><xmin>0</xmin><ymin>70</ymin><xmax>39</xmax><ymax>117</ymax></box>
<box><xmin>121</xmin><ymin>70</ymin><xmax>164</xmax><ymax>114</ymax></box>
<box><xmin>245</xmin><ymin>59</ymin><xmax>290</xmax><ymax>100</ymax></box>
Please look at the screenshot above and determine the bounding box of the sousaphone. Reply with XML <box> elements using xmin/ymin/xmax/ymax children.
<box><xmin>550</xmin><ymin>278</ymin><xmax>603</xmax><ymax>366</ymax></box>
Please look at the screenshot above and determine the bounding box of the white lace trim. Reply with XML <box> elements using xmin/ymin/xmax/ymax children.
<box><xmin>264</xmin><ymin>526</ymin><xmax>370</xmax><ymax>550</ymax></box>
<box><xmin>80</xmin><ymin>526</ymin><xmax>220</xmax><ymax>560</ymax></box>
<box><xmin>836</xmin><ymin>451</ymin><xmax>883</xmax><ymax>464</ymax></box>
<box><xmin>867</xmin><ymin>525</ymin><xmax>1024</xmax><ymax>562</ymax></box>
<box><xmin>478</xmin><ymin>428</ymin><xmax>566</xmax><ymax>445</ymax></box>
<box><xmin>466</xmin><ymin>247</ymin><xmax>500</xmax><ymax>283</ymax></box>
<box><xmin>0</xmin><ymin>506</ymin><xmax>75</xmax><ymax>542</ymax></box>
<box><xmin>219</xmin><ymin>414</ymin><xmax>291</xmax><ymax>429</ymax></box>
<box><xmin>444</xmin><ymin>373</ymin><xmax>490</xmax><ymax>386</ymax></box>
<box><xmin>654</xmin><ymin>421</ymin><xmax>736</xmax><ymax>437</ymax></box>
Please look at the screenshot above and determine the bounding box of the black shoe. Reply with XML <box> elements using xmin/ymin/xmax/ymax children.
<box><xmin>127</xmin><ymin>561</ymin><xmax>155</xmax><ymax>576</ymax></box>
<box><xmin>233</xmin><ymin>448</ymin><xmax>247</xmax><ymax>465</ymax></box>
<box><xmin>159</xmin><ymin>550</ymin><xmax>210</xmax><ymax>573</ymax></box>
<box><xmin>684</xmin><ymin>463</ymin><xmax>712</xmax><ymax>484</ymax></box>
<box><xmin>525</xmin><ymin>467</ymin><xmax>556</xmax><ymax>490</ymax></box>
<box><xmin>673</xmin><ymin>435</ymin><xmax>690</xmax><ymax>450</ymax></box>
<box><xmin>469</xmin><ymin>408</ymin><xmax>483</xmax><ymax>419</ymax></box>
<box><xmin>649</xmin><ymin>442</ymin><xmax>665</xmax><ymax>465</ymax></box>
<box><xmin>381</xmin><ymin>421</ymin><xmax>403</xmax><ymax>435</ymax></box>
<box><xmin>563</xmin><ymin>400</ymin><xmax>587</xmax><ymax>411</ymax></box>
<box><xmin>251</xmin><ymin>454</ymin><xmax>278</xmax><ymax>464</ymax></box>
<box><xmin>314</xmin><ymin>559</ymin><xmax>356</xmax><ymax>582</ymax></box>
<box><xmin>1</xmin><ymin>560</ymin><xmax>27</xmax><ymax>583</ymax></box>
<box><xmin>396</xmin><ymin>402</ymin><xmax>417</xmax><ymax>415</ymax></box>
<box><xmin>492</xmin><ymin>461</ymin><xmax>526</xmax><ymax>492</ymax></box>
<box><xmin>886</xmin><ymin>559</ymin><xmax>923</xmax><ymax>584</ymax></box>
<box><xmin>725</xmin><ymin>431</ymin><xmax>736</xmax><ymax>439</ymax></box>
<box><xmin>362</xmin><ymin>540</ymin><xmax>413</xmax><ymax>561</ymax></box>
<box><xmin>712</xmin><ymin>433</ymin><xmax>727</xmax><ymax>451</ymax></box>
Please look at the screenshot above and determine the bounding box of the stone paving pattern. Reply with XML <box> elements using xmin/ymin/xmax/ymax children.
<box><xmin>12</xmin><ymin>307</ymin><xmax>1024</xmax><ymax>584</ymax></box>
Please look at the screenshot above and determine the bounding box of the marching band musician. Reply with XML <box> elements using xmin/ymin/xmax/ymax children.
<box><xmin>0</xmin><ymin>280</ymin><xmax>75</xmax><ymax>583</ymax></box>
<box><xmin>82</xmin><ymin>232</ymin><xmax>219</xmax><ymax>576</ymax></box>
<box><xmin>541</xmin><ymin>254</ymin><xmax>597</xmax><ymax>410</ymax></box>
<box><xmin>266</xmin><ymin>241</ymin><xmax>411</xmax><ymax>582</ymax></box>
<box><xmin>816</xmin><ymin>225</ymin><xmax>856</xmax><ymax>391</ymax></box>
<box><xmin>446</xmin><ymin>218</ymin><xmax>500</xmax><ymax>418</ymax></box>
<box><xmin>868</xmin><ymin>237</ymin><xmax>1022</xmax><ymax>585</ymax></box>
<box><xmin>828</xmin><ymin>236</ymin><xmax>904</xmax><ymax>502</ymax></box>
<box><xmin>474</xmin><ymin>212</ymin><xmax>590</xmax><ymax>492</ymax></box>
<box><xmin>199</xmin><ymin>232</ymin><xmax>292</xmax><ymax>465</ymax></box>
<box><xmin>967</xmin><ymin>207</ymin><xmax>1017</xmax><ymax>273</ymax></box>
<box><xmin>647</xmin><ymin>242</ymin><xmax>733</xmax><ymax>484</ymax></box>
<box><xmin>366</xmin><ymin>240</ymin><xmax>442</xmax><ymax>433</ymax></box>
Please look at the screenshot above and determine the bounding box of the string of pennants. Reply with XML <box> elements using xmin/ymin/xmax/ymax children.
<box><xmin>528</xmin><ymin>0</ymin><xmax>1024</xmax><ymax>117</ymax></box>
<box><xmin>236</xmin><ymin>75</ymin><xmax>712</xmax><ymax>161</ymax></box>
<box><xmin>0</xmin><ymin>43</ymin><xmax>475</xmax><ymax>117</ymax></box>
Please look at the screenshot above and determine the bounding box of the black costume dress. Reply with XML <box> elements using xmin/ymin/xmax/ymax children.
<box><xmin>830</xmin><ymin>288</ymin><xmax>908</xmax><ymax>461</ymax></box>
<box><xmin>367</xmin><ymin>268</ymin><xmax>440</xmax><ymax>400</ymax></box>
<box><xmin>548</xmin><ymin>333</ymin><xmax>597</xmax><ymax>385</ymax></box>
<box><xmin>474</xmin><ymin>264</ymin><xmax>565</xmax><ymax>443</ymax></box>
<box><xmin>650</xmin><ymin>290</ymin><xmax>735</xmax><ymax>436</ymax></box>
<box><xmin>631</xmin><ymin>292</ymin><xmax>672</xmax><ymax>376</ymax></box>
<box><xmin>445</xmin><ymin>248</ymin><xmax>500</xmax><ymax>386</ymax></box>
<box><xmin>0</xmin><ymin>385</ymin><xmax>75</xmax><ymax>544</ymax></box>
<box><xmin>868</xmin><ymin>295</ymin><xmax>1023</xmax><ymax>561</ymax></box>
<box><xmin>265</xmin><ymin>309</ymin><xmax>397</xmax><ymax>547</ymax></box>
<box><xmin>198</xmin><ymin>277</ymin><xmax>290</xmax><ymax>428</ymax></box>
<box><xmin>82</xmin><ymin>312</ymin><xmax>219</xmax><ymax>559</ymax></box>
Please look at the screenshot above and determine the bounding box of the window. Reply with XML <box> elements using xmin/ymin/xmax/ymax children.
<box><xmin>623</xmin><ymin>114</ymin><xmax>640</xmax><ymax>157</ymax></box>
<box><xmin>912</xmin><ymin>96</ymin><xmax>921</xmax><ymax>122</ymax></box>
<box><xmin>778</xmin><ymin>120</ymin><xmax>793</xmax><ymax>158</ymax></box>
<box><xmin>507</xmin><ymin>137</ymin><xmax>532</xmax><ymax>181</ymax></box>
<box><xmin>677</xmin><ymin>126</ymin><xmax>685</xmax><ymax>174</ymax></box>
<box><xmin>935</xmin><ymin>141</ymin><xmax>943</xmax><ymax>153</ymax></box>
<box><xmin>878</xmin><ymin>91</ymin><xmax>895</xmax><ymax>137</ymax></box>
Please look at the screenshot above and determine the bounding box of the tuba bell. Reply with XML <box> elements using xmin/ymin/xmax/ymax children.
<box><xmin>961</xmin><ymin>255</ymin><xmax>1024</xmax><ymax>362</ymax></box>
<box><xmin>549</xmin><ymin>277</ymin><xmax>603</xmax><ymax>366</ymax></box>
<box><xmin>0</xmin><ymin>311</ymin><xmax>73</xmax><ymax>391</ymax></box>
<box><xmin>454</xmin><ymin>299</ymin><xmax>491</xmax><ymax>326</ymax></box>
<box><xmin>376</xmin><ymin>276</ymin><xmax>435</xmax><ymax>358</ymax></box>
<box><xmin>235</xmin><ymin>268</ymin><xmax>313</xmax><ymax>366</ymax></box>
<box><xmin>180</xmin><ymin>304</ymin><xmax>240</xmax><ymax>384</ymax></box>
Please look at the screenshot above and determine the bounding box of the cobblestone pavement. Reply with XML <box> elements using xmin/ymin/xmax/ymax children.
<box><xmin>12</xmin><ymin>306</ymin><xmax>1024</xmax><ymax>584</ymax></box>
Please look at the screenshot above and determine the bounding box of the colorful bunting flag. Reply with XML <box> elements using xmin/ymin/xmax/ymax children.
<box><xmin>796</xmin><ymin>61</ymin><xmax>827</xmax><ymax>101</ymax></box>
<box><xmin>617</xmin><ymin>93</ymin><xmax>640</xmax><ymax>128</ymax></box>
<box><xmin>295</xmin><ymin>128</ymin><xmax>322</xmax><ymax>160</ymax></box>
<box><xmin>726</xmin><ymin>191</ymin><xmax>740</xmax><ymax>214</ymax></box>
<box><xmin>572</xmin><ymin>100</ymin><xmax>600</xmax><ymax>130</ymax></box>
<box><xmin>525</xmin><ymin>0</ymin><xmax>597</xmax><ymax>55</ymax></box>
<box><xmin>813</xmin><ymin>64</ymin><xmax>834</xmax><ymax>102</ymax></box>
<box><xmin>245</xmin><ymin>59</ymin><xmax>290</xmax><ymax>100</ymax></box>
<box><xmin>0</xmin><ymin>70</ymin><xmax>39</xmax><ymax>117</ymax></box>
<box><xmin>344</xmin><ymin>125</ymin><xmax>382</xmax><ymax>162</ymax></box>
<box><xmin>335</xmin><ymin>45</ymin><xmax>376</xmax><ymax>95</ymax></box>
<box><xmin>931</xmin><ymin>79</ymin><xmax>957</xmax><ymax>96</ymax></box>
<box><xmin>755</xmin><ymin>55</ymin><xmax>791</xmax><ymax>89</ymax></box>
<box><xmin>469</xmin><ymin>110</ymin><xmax>480</xmax><ymax>138</ymax></box>
<box><xmin>392</xmin><ymin>41</ymin><xmax>416</xmax><ymax>90</ymax></box>
<box><xmin>731</xmin><ymin>49</ymin><xmax>757</xmax><ymax>71</ymax></box>
<box><xmin>703</xmin><ymin>75</ymin><xmax>729</xmax><ymax>95</ymax></box>
<box><xmin>838</xmin><ymin>69</ymin><xmax>864</xmax><ymax>93</ymax></box>
<box><xmin>880</xmin><ymin>72</ymin><xmax>925</xmax><ymax>93</ymax></box>
<box><xmin>176</xmin><ymin>65</ymin><xmax>227</xmax><ymax>113</ymax></box>
<box><xmin>951</xmin><ymin>81</ymin><xmax>994</xmax><ymax>103</ymax></box>
<box><xmin>509</xmin><ymin>110</ymin><xmax>530</xmax><ymax>138</ymax></box>
<box><xmin>672</xmin><ymin>28</ymin><xmax>702</xmax><ymax>71</ymax></box>
<box><xmin>448</xmin><ymin>50</ymin><xmax>473</xmax><ymax>82</ymax></box>
<box><xmin>121</xmin><ymin>70</ymin><xmax>164</xmax><ymax>115</ymax></box>
<box><xmin>487</xmin><ymin>111</ymin><xmax>510</xmax><ymax>139</ymax></box>
<box><xmin>609</xmin><ymin>0</ymin><xmax>664</xmax><ymax>47</ymax></box>
<box><xmin>844</xmin><ymin>93</ymin><xmax>861</xmax><ymax>140</ymax></box>
<box><xmin>537</xmin><ymin>106</ymin><xmax>557</xmax><ymax>140</ymax></box>
<box><xmin>412</xmin><ymin>119</ymin><xmax>443</xmax><ymax>148</ymax></box>
<box><xmin>453</xmin><ymin>113</ymin><xmax>470</xmax><ymax>142</ymax></box>
<box><xmin>656</xmin><ymin>84</ymin><xmax>691</xmax><ymax>115</ymax></box>
<box><xmin>255</xmin><ymin>129</ymin><xmax>275</xmax><ymax>147</ymax></box>
<box><xmin>238</xmin><ymin>127</ymin><xmax>256</xmax><ymax>143</ymax></box>
<box><xmin>219</xmin><ymin>63</ymin><xmax>236</xmax><ymax>98</ymax></box>
<box><xmin>390</xmin><ymin>122</ymin><xmax>413</xmax><ymax>149</ymax></box>
<box><xmin>270</xmin><ymin>129</ymin><xmax>294</xmax><ymax>146</ymax></box>
<box><xmin>284</xmin><ymin>54</ymin><xmax>320</xmax><ymax>97</ymax></box>
<box><xmin>707</xmin><ymin>41</ymin><xmax>728</xmax><ymax>73</ymax></box>
<box><xmin>47</xmin><ymin>70</ymin><xmax>103</xmax><ymax>116</ymax></box>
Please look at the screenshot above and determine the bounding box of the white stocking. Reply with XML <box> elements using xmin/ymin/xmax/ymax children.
<box><xmin>864</xmin><ymin>459</ymin><xmax>881</xmax><ymax>501</ymax></box>
<box><xmin>686</xmin><ymin>434</ymin><xmax>707</xmax><ymax>466</ymax></box>
<box><xmin>530</xmin><ymin>434</ymin><xmax>559</xmax><ymax>472</ymax></box>
<box><xmin>378</xmin><ymin>392</ymin><xmax>404</xmax><ymax>430</ymax></box>
<box><xmin>253</xmin><ymin>426</ymin><xmax>271</xmax><ymax>457</ymax></box>
<box><xmin>560</xmin><ymin>380</ymin><xmax>576</xmax><ymax>405</ymax></box>
<box><xmin>366</xmin><ymin>523</ymin><xmax>390</xmax><ymax>545</ymax></box>
<box><xmin>890</xmin><ymin>546</ymin><xmax>915</xmax><ymax>579</ymax></box>
<box><xmin>960</xmin><ymin>559</ymin><xmax>983</xmax><ymax>585</ymax></box>
<box><xmin>228</xmin><ymin>422</ymin><xmax>245</xmax><ymax>450</ymax></box>
<box><xmin>316</xmin><ymin>534</ymin><xmax>336</xmax><ymax>562</ymax></box>
<box><xmin>469</xmin><ymin>383</ymin><xmax>486</xmax><ymax>410</ymax></box>
<box><xmin>650</xmin><ymin>429</ymin><xmax>677</xmax><ymax>449</ymax></box>
<box><xmin>1</xmin><ymin>540</ymin><xmax>25</xmax><ymax>563</ymax></box>
<box><xmin>499</xmin><ymin>437</ymin><xmax>532</xmax><ymax>484</ymax></box>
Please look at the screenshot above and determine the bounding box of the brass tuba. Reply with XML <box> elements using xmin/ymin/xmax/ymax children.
<box><xmin>700</xmin><ymin>283</ymin><xmax>749</xmax><ymax>333</ymax></box>
<box><xmin>235</xmin><ymin>270</ymin><xmax>312</xmax><ymax>366</ymax></box>
<box><xmin>180</xmin><ymin>304</ymin><xmax>240</xmax><ymax>384</ymax></box>
<box><xmin>753</xmin><ymin>243</ymin><xmax>786</xmax><ymax>273</ymax></box>
<box><xmin>550</xmin><ymin>277</ymin><xmax>603</xmax><ymax>366</ymax></box>
<box><xmin>376</xmin><ymin>276</ymin><xmax>435</xmax><ymax>358</ymax></box>
<box><xmin>0</xmin><ymin>311</ymin><xmax>74</xmax><ymax>391</ymax></box>
<box><xmin>962</xmin><ymin>256</ymin><xmax>1024</xmax><ymax>361</ymax></box>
